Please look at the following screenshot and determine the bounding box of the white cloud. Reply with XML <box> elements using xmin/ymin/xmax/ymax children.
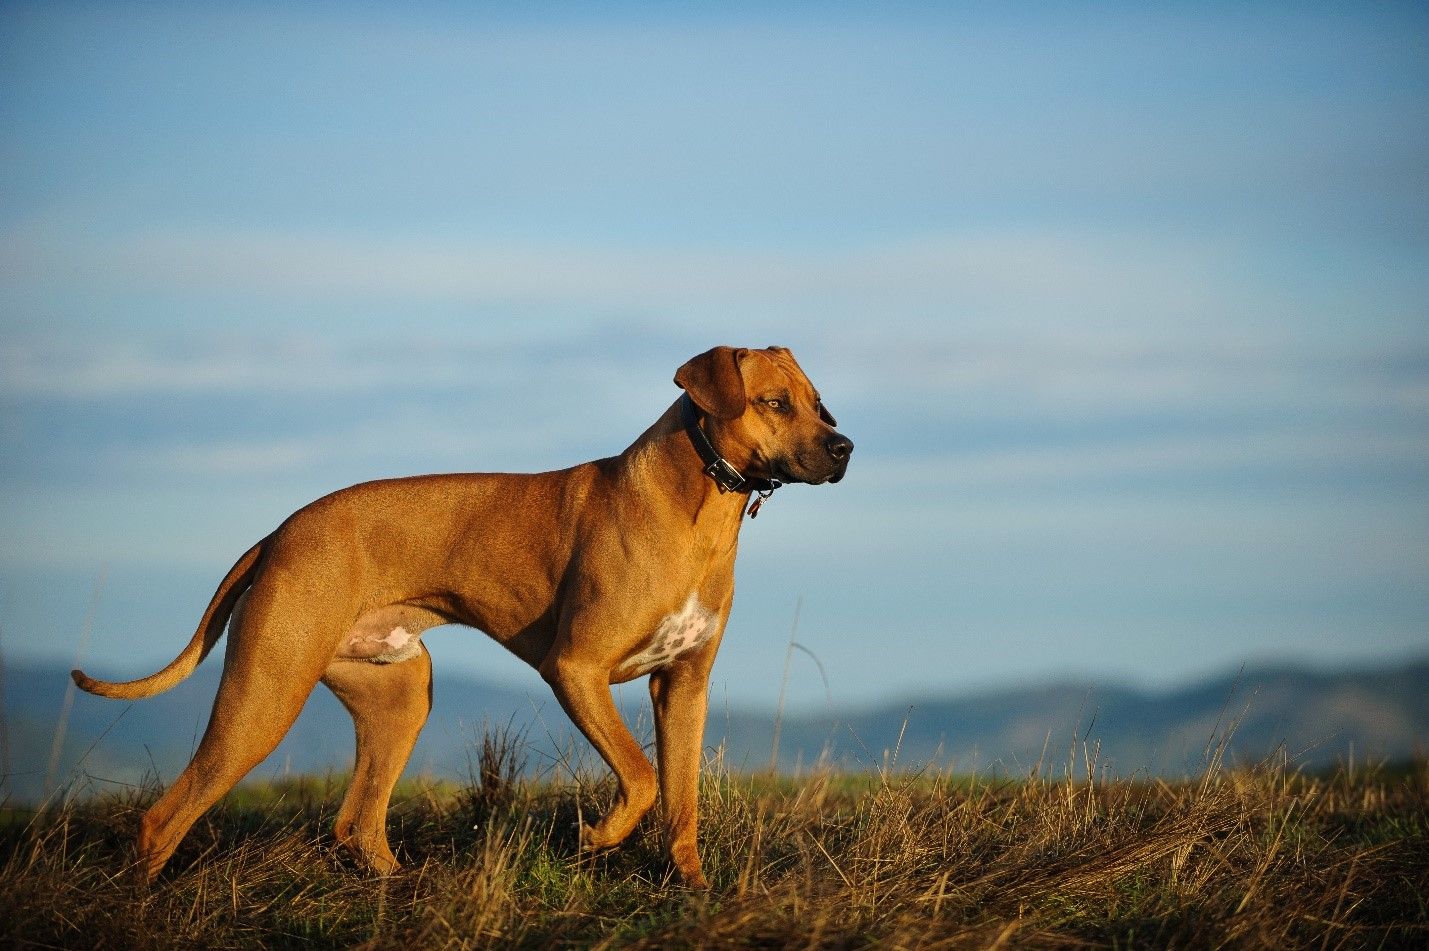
<box><xmin>2</xmin><ymin>224</ymin><xmax>1237</xmax><ymax>324</ymax></box>
<box><xmin>0</xmin><ymin>331</ymin><xmax>666</xmax><ymax>399</ymax></box>
<box><xmin>6</xmin><ymin>226</ymin><xmax>1424</xmax><ymax>425</ymax></box>
<box><xmin>852</xmin><ymin>429</ymin><xmax>1429</xmax><ymax>493</ymax></box>
<box><xmin>99</xmin><ymin>436</ymin><xmax>328</xmax><ymax>477</ymax></box>
<box><xmin>828</xmin><ymin>329</ymin><xmax>1429</xmax><ymax>422</ymax></box>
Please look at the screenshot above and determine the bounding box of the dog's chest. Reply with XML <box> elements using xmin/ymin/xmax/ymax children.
<box><xmin>624</xmin><ymin>593</ymin><xmax>718</xmax><ymax>675</ymax></box>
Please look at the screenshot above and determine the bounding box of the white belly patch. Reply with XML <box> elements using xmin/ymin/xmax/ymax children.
<box><xmin>364</xmin><ymin>626</ymin><xmax>424</xmax><ymax>664</ymax></box>
<box><xmin>340</xmin><ymin>614</ymin><xmax>425</xmax><ymax>664</ymax></box>
<box><xmin>625</xmin><ymin>593</ymin><xmax>718</xmax><ymax>675</ymax></box>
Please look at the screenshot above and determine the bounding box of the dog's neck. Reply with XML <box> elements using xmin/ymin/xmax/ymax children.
<box><xmin>622</xmin><ymin>399</ymin><xmax>758</xmax><ymax>524</ymax></box>
<box><xmin>678</xmin><ymin>394</ymin><xmax>780</xmax><ymax>496</ymax></box>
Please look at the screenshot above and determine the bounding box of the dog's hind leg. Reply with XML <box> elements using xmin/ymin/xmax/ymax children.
<box><xmin>321</xmin><ymin>646</ymin><xmax>432</xmax><ymax>874</ymax></box>
<box><xmin>134</xmin><ymin>580</ymin><xmax>338</xmax><ymax>881</ymax></box>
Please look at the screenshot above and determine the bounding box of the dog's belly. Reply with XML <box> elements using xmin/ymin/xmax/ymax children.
<box><xmin>623</xmin><ymin>593</ymin><xmax>718</xmax><ymax>676</ymax></box>
<box><xmin>339</xmin><ymin>605</ymin><xmax>435</xmax><ymax>664</ymax></box>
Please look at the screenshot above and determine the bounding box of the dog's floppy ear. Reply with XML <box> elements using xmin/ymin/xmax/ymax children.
<box><xmin>818</xmin><ymin>400</ymin><xmax>838</xmax><ymax>427</ymax></box>
<box><xmin>675</xmin><ymin>347</ymin><xmax>749</xmax><ymax>420</ymax></box>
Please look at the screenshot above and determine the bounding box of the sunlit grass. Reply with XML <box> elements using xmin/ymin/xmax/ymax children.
<box><xmin>2</xmin><ymin>737</ymin><xmax>1425</xmax><ymax>949</ymax></box>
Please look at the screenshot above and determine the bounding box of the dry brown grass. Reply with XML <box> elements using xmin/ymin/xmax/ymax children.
<box><xmin>2</xmin><ymin>740</ymin><xmax>1426</xmax><ymax>949</ymax></box>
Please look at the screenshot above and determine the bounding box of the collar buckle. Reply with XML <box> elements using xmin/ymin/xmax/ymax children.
<box><xmin>703</xmin><ymin>457</ymin><xmax>748</xmax><ymax>493</ymax></box>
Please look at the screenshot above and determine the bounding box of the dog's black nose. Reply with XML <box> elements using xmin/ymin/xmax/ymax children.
<box><xmin>826</xmin><ymin>433</ymin><xmax>854</xmax><ymax>461</ymax></box>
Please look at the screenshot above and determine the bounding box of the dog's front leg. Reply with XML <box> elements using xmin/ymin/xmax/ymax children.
<box><xmin>649</xmin><ymin>658</ymin><xmax>714</xmax><ymax>889</ymax></box>
<box><xmin>540</xmin><ymin>655</ymin><xmax>658</xmax><ymax>851</ymax></box>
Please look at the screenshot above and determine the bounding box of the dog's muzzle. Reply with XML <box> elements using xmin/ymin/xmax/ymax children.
<box><xmin>778</xmin><ymin>432</ymin><xmax>853</xmax><ymax>485</ymax></box>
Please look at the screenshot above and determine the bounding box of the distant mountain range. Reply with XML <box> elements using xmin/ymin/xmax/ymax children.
<box><xmin>4</xmin><ymin>656</ymin><xmax>1425</xmax><ymax>803</ymax></box>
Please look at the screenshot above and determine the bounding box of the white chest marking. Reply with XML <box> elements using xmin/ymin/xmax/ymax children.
<box><xmin>626</xmin><ymin>593</ymin><xmax>718</xmax><ymax>675</ymax></box>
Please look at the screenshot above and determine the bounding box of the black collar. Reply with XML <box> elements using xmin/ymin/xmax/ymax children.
<box><xmin>680</xmin><ymin>394</ymin><xmax>781</xmax><ymax>496</ymax></box>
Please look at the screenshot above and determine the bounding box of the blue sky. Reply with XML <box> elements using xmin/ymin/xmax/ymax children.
<box><xmin>2</xmin><ymin>1</ymin><xmax>1426</xmax><ymax>710</ymax></box>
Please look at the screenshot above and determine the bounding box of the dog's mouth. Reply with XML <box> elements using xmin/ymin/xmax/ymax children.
<box><xmin>769</xmin><ymin>454</ymin><xmax>849</xmax><ymax>486</ymax></box>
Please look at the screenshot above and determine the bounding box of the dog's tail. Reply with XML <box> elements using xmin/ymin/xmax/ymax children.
<box><xmin>71</xmin><ymin>539</ymin><xmax>265</xmax><ymax>700</ymax></box>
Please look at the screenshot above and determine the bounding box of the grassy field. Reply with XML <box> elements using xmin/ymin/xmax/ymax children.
<box><xmin>2</xmin><ymin>737</ymin><xmax>1426</xmax><ymax>949</ymax></box>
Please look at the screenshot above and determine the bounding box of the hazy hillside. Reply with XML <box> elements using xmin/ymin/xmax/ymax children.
<box><xmin>4</xmin><ymin>656</ymin><xmax>1425</xmax><ymax>802</ymax></box>
<box><xmin>722</xmin><ymin>660</ymin><xmax>1429</xmax><ymax>776</ymax></box>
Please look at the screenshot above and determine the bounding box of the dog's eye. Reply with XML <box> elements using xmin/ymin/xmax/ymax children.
<box><xmin>765</xmin><ymin>398</ymin><xmax>786</xmax><ymax>410</ymax></box>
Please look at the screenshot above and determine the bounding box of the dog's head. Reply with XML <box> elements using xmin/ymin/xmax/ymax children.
<box><xmin>675</xmin><ymin>346</ymin><xmax>853</xmax><ymax>485</ymax></box>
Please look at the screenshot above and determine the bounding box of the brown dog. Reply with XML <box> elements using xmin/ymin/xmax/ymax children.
<box><xmin>73</xmin><ymin>345</ymin><xmax>852</xmax><ymax>888</ymax></box>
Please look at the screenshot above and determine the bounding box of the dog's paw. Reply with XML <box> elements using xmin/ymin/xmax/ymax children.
<box><xmin>671</xmin><ymin>845</ymin><xmax>710</xmax><ymax>890</ymax></box>
<box><xmin>677</xmin><ymin>868</ymin><xmax>711</xmax><ymax>891</ymax></box>
<box><xmin>579</xmin><ymin>820</ymin><xmax>636</xmax><ymax>854</ymax></box>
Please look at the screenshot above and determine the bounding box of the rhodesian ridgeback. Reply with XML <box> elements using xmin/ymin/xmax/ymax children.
<box><xmin>74</xmin><ymin>345</ymin><xmax>852</xmax><ymax>888</ymax></box>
